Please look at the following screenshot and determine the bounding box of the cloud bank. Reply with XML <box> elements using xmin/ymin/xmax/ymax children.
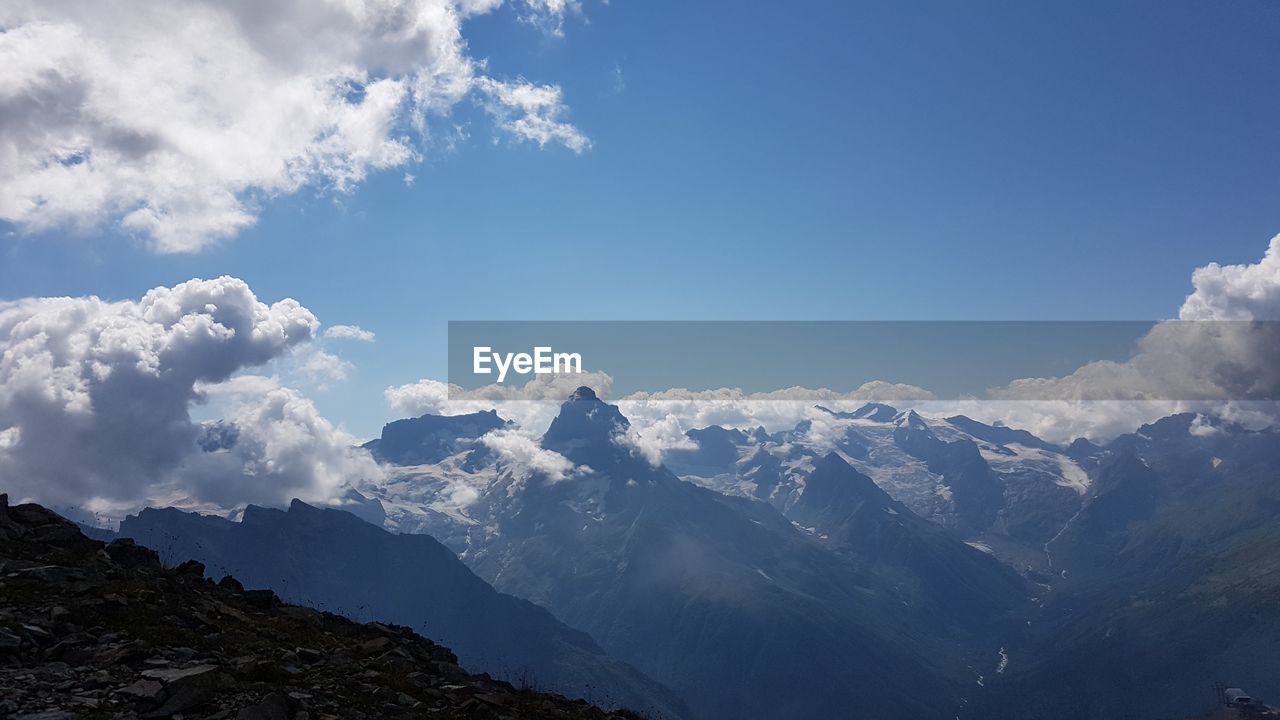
<box><xmin>0</xmin><ymin>0</ymin><xmax>587</xmax><ymax>252</ymax></box>
<box><xmin>382</xmin><ymin>236</ymin><xmax>1280</xmax><ymax>449</ymax></box>
<box><xmin>11</xmin><ymin>239</ymin><xmax>1274</xmax><ymax>518</ymax></box>
<box><xmin>0</xmin><ymin>277</ymin><xmax>380</xmax><ymax>520</ymax></box>
<box><xmin>384</xmin><ymin>372</ymin><xmax>615</xmax><ymax>433</ymax></box>
<box><xmin>949</xmin><ymin>234</ymin><xmax>1280</xmax><ymax>441</ymax></box>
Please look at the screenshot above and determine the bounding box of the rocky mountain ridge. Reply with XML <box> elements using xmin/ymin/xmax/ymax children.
<box><xmin>0</xmin><ymin>493</ymin><xmax>649</xmax><ymax>720</ymax></box>
<box><xmin>113</xmin><ymin>499</ymin><xmax>688</xmax><ymax>719</ymax></box>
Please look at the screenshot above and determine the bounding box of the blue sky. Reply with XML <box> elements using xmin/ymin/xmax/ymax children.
<box><xmin>3</xmin><ymin>0</ymin><xmax>1280</xmax><ymax>438</ymax></box>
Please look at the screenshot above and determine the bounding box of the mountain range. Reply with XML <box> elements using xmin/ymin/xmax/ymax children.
<box><xmin>664</xmin><ymin>404</ymin><xmax>1091</xmax><ymax>573</ymax></box>
<box><xmin>69</xmin><ymin>389</ymin><xmax>1280</xmax><ymax>719</ymax></box>
<box><xmin>343</xmin><ymin>389</ymin><xmax>1035</xmax><ymax>719</ymax></box>
<box><xmin>351</xmin><ymin>391</ymin><xmax>1280</xmax><ymax>718</ymax></box>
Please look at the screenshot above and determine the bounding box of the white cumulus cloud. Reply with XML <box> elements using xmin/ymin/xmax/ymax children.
<box><xmin>949</xmin><ymin>235</ymin><xmax>1280</xmax><ymax>441</ymax></box>
<box><xmin>386</xmin><ymin>378</ymin><xmax>456</xmax><ymax>416</ymax></box>
<box><xmin>918</xmin><ymin>234</ymin><xmax>1280</xmax><ymax>442</ymax></box>
<box><xmin>0</xmin><ymin>0</ymin><xmax>588</xmax><ymax>252</ymax></box>
<box><xmin>481</xmin><ymin>428</ymin><xmax>580</xmax><ymax>483</ymax></box>
<box><xmin>182</xmin><ymin>387</ymin><xmax>384</xmax><ymax>508</ymax></box>
<box><xmin>1180</xmin><ymin>234</ymin><xmax>1280</xmax><ymax>321</ymax></box>
<box><xmin>0</xmin><ymin>276</ymin><xmax>381</xmax><ymax>517</ymax></box>
<box><xmin>612</xmin><ymin>414</ymin><xmax>697</xmax><ymax>467</ymax></box>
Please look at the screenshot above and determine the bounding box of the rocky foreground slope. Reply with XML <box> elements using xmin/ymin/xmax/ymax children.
<box><xmin>0</xmin><ymin>493</ymin><xmax>645</xmax><ymax>720</ymax></box>
<box><xmin>115</xmin><ymin>500</ymin><xmax>687</xmax><ymax>720</ymax></box>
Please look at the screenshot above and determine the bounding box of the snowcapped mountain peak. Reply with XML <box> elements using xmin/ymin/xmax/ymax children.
<box><xmin>363</xmin><ymin>410</ymin><xmax>510</xmax><ymax>465</ymax></box>
<box><xmin>814</xmin><ymin>402</ymin><xmax>899</xmax><ymax>423</ymax></box>
<box><xmin>810</xmin><ymin>451</ymin><xmax>886</xmax><ymax>498</ymax></box>
<box><xmin>895</xmin><ymin>409</ymin><xmax>933</xmax><ymax>432</ymax></box>
<box><xmin>943</xmin><ymin>415</ymin><xmax>1061</xmax><ymax>453</ymax></box>
<box><xmin>533</xmin><ymin>387</ymin><xmax>630</xmax><ymax>460</ymax></box>
<box><xmin>852</xmin><ymin>402</ymin><xmax>900</xmax><ymax>422</ymax></box>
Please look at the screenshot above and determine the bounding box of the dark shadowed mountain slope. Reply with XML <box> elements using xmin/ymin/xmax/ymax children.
<box><xmin>0</xmin><ymin>494</ymin><xmax>655</xmax><ymax>720</ymax></box>
<box><xmin>118</xmin><ymin>500</ymin><xmax>688</xmax><ymax>719</ymax></box>
<box><xmin>943</xmin><ymin>415</ymin><xmax>1062</xmax><ymax>453</ymax></box>
<box><xmin>662</xmin><ymin>425</ymin><xmax>752</xmax><ymax>477</ymax></box>
<box><xmin>971</xmin><ymin>414</ymin><xmax>1280</xmax><ymax>719</ymax></box>
<box><xmin>893</xmin><ymin>411</ymin><xmax>1007</xmax><ymax>532</ymax></box>
<box><xmin>789</xmin><ymin>452</ymin><xmax>1028</xmax><ymax>626</ymax></box>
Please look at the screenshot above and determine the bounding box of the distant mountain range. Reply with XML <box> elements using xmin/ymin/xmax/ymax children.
<box><xmin>352</xmin><ymin>391</ymin><xmax>1280</xmax><ymax>718</ymax></box>
<box><xmin>355</xmin><ymin>388</ymin><xmax>1031</xmax><ymax>720</ymax></box>
<box><xmin>71</xmin><ymin>390</ymin><xmax>1280</xmax><ymax>719</ymax></box>
<box><xmin>664</xmin><ymin>403</ymin><xmax>1092</xmax><ymax>572</ymax></box>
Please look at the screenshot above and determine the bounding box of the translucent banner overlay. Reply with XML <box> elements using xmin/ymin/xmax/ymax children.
<box><xmin>447</xmin><ymin>320</ymin><xmax>1280</xmax><ymax>402</ymax></box>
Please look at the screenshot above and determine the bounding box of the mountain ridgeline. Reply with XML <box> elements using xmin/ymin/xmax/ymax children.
<box><xmin>0</xmin><ymin>494</ymin><xmax>661</xmax><ymax>720</ymax></box>
<box><xmin>69</xmin><ymin>390</ymin><xmax>1280</xmax><ymax>720</ymax></box>
<box><xmin>368</xmin><ymin>388</ymin><xmax>1032</xmax><ymax>720</ymax></box>
<box><xmin>117</xmin><ymin>498</ymin><xmax>689</xmax><ymax>720</ymax></box>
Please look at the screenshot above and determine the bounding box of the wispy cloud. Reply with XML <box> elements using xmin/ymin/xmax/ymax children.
<box><xmin>609</xmin><ymin>64</ymin><xmax>626</xmax><ymax>96</ymax></box>
<box><xmin>518</xmin><ymin>0</ymin><xmax>583</xmax><ymax>37</ymax></box>
<box><xmin>323</xmin><ymin>324</ymin><xmax>376</xmax><ymax>342</ymax></box>
<box><xmin>476</xmin><ymin>78</ymin><xmax>593</xmax><ymax>153</ymax></box>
